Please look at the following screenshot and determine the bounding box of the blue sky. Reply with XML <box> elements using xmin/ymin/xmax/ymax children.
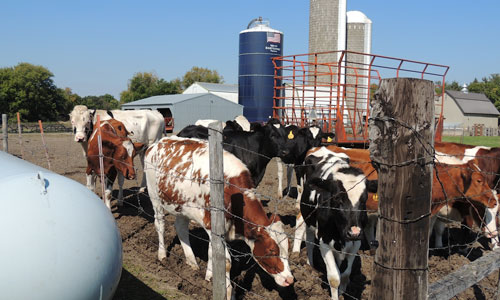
<box><xmin>1</xmin><ymin>0</ymin><xmax>499</xmax><ymax>99</ymax></box>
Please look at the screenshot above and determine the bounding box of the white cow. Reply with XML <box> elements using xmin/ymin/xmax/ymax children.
<box><xmin>69</xmin><ymin>105</ymin><xmax>164</xmax><ymax>204</ymax></box>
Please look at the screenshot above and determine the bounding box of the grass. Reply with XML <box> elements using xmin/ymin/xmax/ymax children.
<box><xmin>441</xmin><ymin>136</ymin><xmax>500</xmax><ymax>147</ymax></box>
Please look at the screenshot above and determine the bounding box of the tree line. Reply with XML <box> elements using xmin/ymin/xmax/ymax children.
<box><xmin>1</xmin><ymin>62</ymin><xmax>498</xmax><ymax>122</ymax></box>
<box><xmin>438</xmin><ymin>75</ymin><xmax>500</xmax><ymax>111</ymax></box>
<box><xmin>0</xmin><ymin>63</ymin><xmax>223</xmax><ymax>122</ymax></box>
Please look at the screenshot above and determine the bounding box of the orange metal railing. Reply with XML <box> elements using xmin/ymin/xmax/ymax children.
<box><xmin>272</xmin><ymin>50</ymin><xmax>449</xmax><ymax>144</ymax></box>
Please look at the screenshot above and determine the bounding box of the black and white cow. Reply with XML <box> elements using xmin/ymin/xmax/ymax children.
<box><xmin>177</xmin><ymin>118</ymin><xmax>289</xmax><ymax>187</ymax></box>
<box><xmin>300</xmin><ymin>147</ymin><xmax>377</xmax><ymax>299</ymax></box>
<box><xmin>276</xmin><ymin>124</ymin><xmax>335</xmax><ymax>252</ymax></box>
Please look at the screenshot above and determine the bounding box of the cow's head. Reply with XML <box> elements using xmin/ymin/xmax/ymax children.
<box><xmin>111</xmin><ymin>139</ymin><xmax>144</xmax><ymax>180</ymax></box>
<box><xmin>280</xmin><ymin>125</ymin><xmax>335</xmax><ymax>164</ymax></box>
<box><xmin>463</xmin><ymin>160</ymin><xmax>498</xmax><ymax>209</ymax></box>
<box><xmin>88</xmin><ymin>127</ymin><xmax>144</xmax><ymax>181</ymax></box>
<box><xmin>462</xmin><ymin>161</ymin><xmax>499</xmax><ymax>238</ymax></box>
<box><xmin>257</xmin><ymin>118</ymin><xmax>289</xmax><ymax>158</ymax></box>
<box><xmin>305</xmin><ymin>174</ymin><xmax>374</xmax><ymax>244</ymax></box>
<box><xmin>245</xmin><ymin>214</ymin><xmax>294</xmax><ymax>287</ymax></box>
<box><xmin>69</xmin><ymin>105</ymin><xmax>92</xmax><ymax>143</ymax></box>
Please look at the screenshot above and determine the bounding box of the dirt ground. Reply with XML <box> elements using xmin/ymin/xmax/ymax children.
<box><xmin>4</xmin><ymin>132</ymin><xmax>500</xmax><ymax>300</ymax></box>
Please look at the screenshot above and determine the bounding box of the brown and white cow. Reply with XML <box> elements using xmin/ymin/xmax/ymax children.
<box><xmin>434</xmin><ymin>141</ymin><xmax>500</xmax><ymax>248</ymax></box>
<box><xmin>144</xmin><ymin>136</ymin><xmax>293</xmax><ymax>299</ymax></box>
<box><xmin>86</xmin><ymin>119</ymin><xmax>144</xmax><ymax>209</ymax></box>
<box><xmin>308</xmin><ymin>146</ymin><xmax>499</xmax><ymax>251</ymax></box>
<box><xmin>69</xmin><ymin>105</ymin><xmax>164</xmax><ymax>192</ymax></box>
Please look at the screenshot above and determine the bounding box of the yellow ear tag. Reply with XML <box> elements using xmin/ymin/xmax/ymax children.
<box><xmin>373</xmin><ymin>193</ymin><xmax>378</xmax><ymax>202</ymax></box>
<box><xmin>327</xmin><ymin>136</ymin><xmax>333</xmax><ymax>143</ymax></box>
<box><xmin>288</xmin><ymin>131</ymin><xmax>294</xmax><ymax>139</ymax></box>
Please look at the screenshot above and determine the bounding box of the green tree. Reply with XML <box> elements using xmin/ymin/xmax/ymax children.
<box><xmin>78</xmin><ymin>94</ymin><xmax>120</xmax><ymax>110</ymax></box>
<box><xmin>0</xmin><ymin>62</ymin><xmax>71</xmax><ymax>121</ymax></box>
<box><xmin>181</xmin><ymin>66</ymin><xmax>224</xmax><ymax>90</ymax></box>
<box><xmin>120</xmin><ymin>72</ymin><xmax>181</xmax><ymax>104</ymax></box>
<box><xmin>63</xmin><ymin>88</ymin><xmax>82</xmax><ymax>105</ymax></box>
<box><xmin>435</xmin><ymin>80</ymin><xmax>461</xmax><ymax>95</ymax></box>
<box><xmin>468</xmin><ymin>74</ymin><xmax>500</xmax><ymax>110</ymax></box>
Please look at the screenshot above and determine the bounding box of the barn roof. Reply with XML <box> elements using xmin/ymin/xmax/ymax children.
<box><xmin>121</xmin><ymin>93</ymin><xmax>242</xmax><ymax>107</ymax></box>
<box><xmin>195</xmin><ymin>82</ymin><xmax>238</xmax><ymax>93</ymax></box>
<box><xmin>446</xmin><ymin>90</ymin><xmax>500</xmax><ymax>116</ymax></box>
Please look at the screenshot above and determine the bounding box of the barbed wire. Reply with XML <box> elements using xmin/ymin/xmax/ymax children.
<box><xmin>6</xmin><ymin>121</ymin><xmax>500</xmax><ymax>300</ymax></box>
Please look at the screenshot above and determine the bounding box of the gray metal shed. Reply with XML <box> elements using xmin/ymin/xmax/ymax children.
<box><xmin>121</xmin><ymin>93</ymin><xmax>244</xmax><ymax>133</ymax></box>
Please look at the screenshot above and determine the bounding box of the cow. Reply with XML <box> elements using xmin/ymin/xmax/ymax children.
<box><xmin>272</xmin><ymin>124</ymin><xmax>335</xmax><ymax>252</ymax></box>
<box><xmin>193</xmin><ymin>115</ymin><xmax>250</xmax><ymax>132</ymax></box>
<box><xmin>86</xmin><ymin>119</ymin><xmax>144</xmax><ymax>209</ymax></box>
<box><xmin>321</xmin><ymin>146</ymin><xmax>499</xmax><ymax>251</ymax></box>
<box><xmin>144</xmin><ymin>136</ymin><xmax>294</xmax><ymax>299</ymax></box>
<box><xmin>69</xmin><ymin>105</ymin><xmax>164</xmax><ymax>195</ymax></box>
<box><xmin>177</xmin><ymin>118</ymin><xmax>289</xmax><ymax>187</ymax></box>
<box><xmin>299</xmin><ymin>147</ymin><xmax>377</xmax><ymax>299</ymax></box>
<box><xmin>435</xmin><ymin>141</ymin><xmax>500</xmax><ymax>193</ymax></box>
<box><xmin>430</xmin><ymin>160</ymin><xmax>498</xmax><ymax>248</ymax></box>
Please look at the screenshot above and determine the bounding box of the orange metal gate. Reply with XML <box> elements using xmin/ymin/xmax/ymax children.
<box><xmin>272</xmin><ymin>50</ymin><xmax>449</xmax><ymax>144</ymax></box>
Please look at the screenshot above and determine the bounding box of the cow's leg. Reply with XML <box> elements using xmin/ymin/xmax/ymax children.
<box><xmin>292</xmin><ymin>175</ymin><xmax>306</xmax><ymax>253</ymax></box>
<box><xmin>86</xmin><ymin>173</ymin><xmax>96</xmax><ymax>191</ymax></box>
<box><xmin>364</xmin><ymin>213</ymin><xmax>378</xmax><ymax>252</ymax></box>
<box><xmin>138</xmin><ymin>152</ymin><xmax>147</xmax><ymax>192</ymax></box>
<box><xmin>204</xmin><ymin>229</ymin><xmax>232</xmax><ymax>297</ymax></box>
<box><xmin>305</xmin><ymin>225</ymin><xmax>316</xmax><ymax>266</ymax></box>
<box><xmin>104</xmin><ymin>176</ymin><xmax>113</xmax><ymax>210</ymax></box>
<box><xmin>277</xmin><ymin>158</ymin><xmax>283</xmax><ymax>198</ymax></box>
<box><xmin>146</xmin><ymin>168</ymin><xmax>167</xmax><ymax>261</ymax></box>
<box><xmin>293</xmin><ymin>213</ymin><xmax>306</xmax><ymax>253</ymax></box>
<box><xmin>319</xmin><ymin>240</ymin><xmax>340</xmax><ymax>300</ymax></box>
<box><xmin>174</xmin><ymin>216</ymin><xmax>199</xmax><ymax>270</ymax></box>
<box><xmin>205</xmin><ymin>231</ymin><xmax>234</xmax><ymax>299</ymax></box>
<box><xmin>337</xmin><ymin>241</ymin><xmax>361</xmax><ymax>295</ymax></box>
<box><xmin>432</xmin><ymin>217</ymin><xmax>445</xmax><ymax>249</ymax></box>
<box><xmin>154</xmin><ymin>205</ymin><xmax>167</xmax><ymax>261</ymax></box>
<box><xmin>286</xmin><ymin>165</ymin><xmax>294</xmax><ymax>192</ymax></box>
<box><xmin>117</xmin><ymin>172</ymin><xmax>124</xmax><ymax>206</ymax></box>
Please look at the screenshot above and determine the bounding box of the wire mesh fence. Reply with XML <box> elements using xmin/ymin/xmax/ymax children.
<box><xmin>2</xmin><ymin>117</ymin><xmax>500</xmax><ymax>300</ymax></box>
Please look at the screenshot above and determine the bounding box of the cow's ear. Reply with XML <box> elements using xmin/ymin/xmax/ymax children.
<box><xmin>366</xmin><ymin>180</ymin><xmax>378</xmax><ymax>193</ymax></box>
<box><xmin>133</xmin><ymin>143</ymin><xmax>145</xmax><ymax>152</ymax></box>
<box><xmin>322</xmin><ymin>132</ymin><xmax>335</xmax><ymax>143</ymax></box>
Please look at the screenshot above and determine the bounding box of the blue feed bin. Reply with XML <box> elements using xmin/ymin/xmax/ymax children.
<box><xmin>0</xmin><ymin>151</ymin><xmax>122</xmax><ymax>300</ymax></box>
<box><xmin>239</xmin><ymin>17</ymin><xmax>283</xmax><ymax>122</ymax></box>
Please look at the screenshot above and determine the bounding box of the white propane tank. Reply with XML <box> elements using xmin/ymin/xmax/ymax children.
<box><xmin>0</xmin><ymin>151</ymin><xmax>122</xmax><ymax>300</ymax></box>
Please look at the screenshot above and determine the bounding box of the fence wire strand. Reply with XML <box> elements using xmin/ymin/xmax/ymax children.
<box><xmin>5</xmin><ymin>119</ymin><xmax>500</xmax><ymax>300</ymax></box>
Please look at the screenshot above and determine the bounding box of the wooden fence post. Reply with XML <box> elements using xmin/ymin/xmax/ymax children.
<box><xmin>17</xmin><ymin>112</ymin><xmax>23</xmax><ymax>159</ymax></box>
<box><xmin>2</xmin><ymin>114</ymin><xmax>7</xmax><ymax>152</ymax></box>
<box><xmin>38</xmin><ymin>120</ymin><xmax>51</xmax><ymax>170</ymax></box>
<box><xmin>368</xmin><ymin>78</ymin><xmax>435</xmax><ymax>300</ymax></box>
<box><xmin>208</xmin><ymin>121</ymin><xmax>226</xmax><ymax>300</ymax></box>
<box><xmin>96</xmin><ymin>116</ymin><xmax>107</xmax><ymax>208</ymax></box>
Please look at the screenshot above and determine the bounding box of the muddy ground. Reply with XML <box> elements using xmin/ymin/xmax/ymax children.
<box><xmin>4</xmin><ymin>133</ymin><xmax>499</xmax><ymax>299</ymax></box>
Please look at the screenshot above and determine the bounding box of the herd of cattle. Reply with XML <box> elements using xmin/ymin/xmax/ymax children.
<box><xmin>69</xmin><ymin>105</ymin><xmax>500</xmax><ymax>300</ymax></box>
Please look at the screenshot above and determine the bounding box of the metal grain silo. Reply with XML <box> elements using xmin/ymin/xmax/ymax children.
<box><xmin>239</xmin><ymin>17</ymin><xmax>283</xmax><ymax>122</ymax></box>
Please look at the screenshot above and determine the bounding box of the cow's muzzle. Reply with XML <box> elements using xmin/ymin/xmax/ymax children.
<box><xmin>346</xmin><ymin>226</ymin><xmax>362</xmax><ymax>240</ymax></box>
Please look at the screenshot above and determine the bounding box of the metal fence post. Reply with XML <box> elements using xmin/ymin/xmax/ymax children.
<box><xmin>2</xmin><ymin>114</ymin><xmax>7</xmax><ymax>152</ymax></box>
<box><xmin>208</xmin><ymin>121</ymin><xmax>226</xmax><ymax>300</ymax></box>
